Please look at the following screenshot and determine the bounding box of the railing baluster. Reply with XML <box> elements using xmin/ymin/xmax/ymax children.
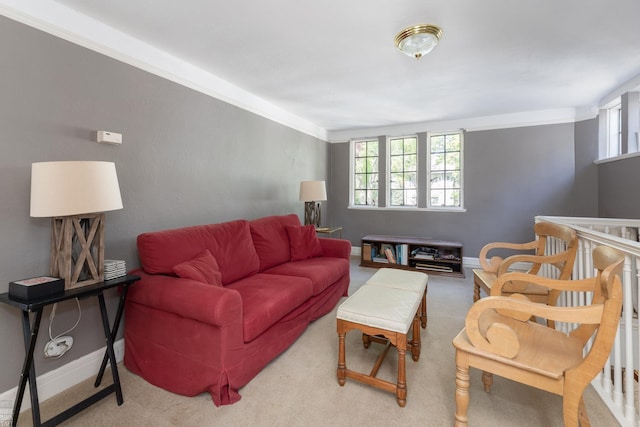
<box><xmin>622</xmin><ymin>256</ymin><xmax>635</xmax><ymax>418</ymax></box>
<box><xmin>534</xmin><ymin>216</ymin><xmax>640</xmax><ymax>426</ymax></box>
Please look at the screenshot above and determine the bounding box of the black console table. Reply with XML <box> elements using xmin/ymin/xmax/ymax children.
<box><xmin>0</xmin><ymin>274</ymin><xmax>140</xmax><ymax>427</ymax></box>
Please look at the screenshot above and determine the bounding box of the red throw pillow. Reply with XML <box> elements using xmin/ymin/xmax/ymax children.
<box><xmin>286</xmin><ymin>225</ymin><xmax>324</xmax><ymax>261</ymax></box>
<box><xmin>172</xmin><ymin>250</ymin><xmax>222</xmax><ymax>286</ymax></box>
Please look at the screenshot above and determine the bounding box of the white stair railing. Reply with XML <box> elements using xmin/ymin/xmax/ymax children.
<box><xmin>536</xmin><ymin>216</ymin><xmax>640</xmax><ymax>427</ymax></box>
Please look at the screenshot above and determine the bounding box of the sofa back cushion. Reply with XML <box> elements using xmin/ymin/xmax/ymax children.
<box><xmin>286</xmin><ymin>225</ymin><xmax>324</xmax><ymax>261</ymax></box>
<box><xmin>249</xmin><ymin>214</ymin><xmax>301</xmax><ymax>271</ymax></box>
<box><xmin>138</xmin><ymin>219</ymin><xmax>260</xmax><ymax>285</ymax></box>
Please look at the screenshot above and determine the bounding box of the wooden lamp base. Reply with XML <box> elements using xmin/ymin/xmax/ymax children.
<box><xmin>304</xmin><ymin>201</ymin><xmax>321</xmax><ymax>228</ymax></box>
<box><xmin>50</xmin><ymin>213</ymin><xmax>105</xmax><ymax>289</ymax></box>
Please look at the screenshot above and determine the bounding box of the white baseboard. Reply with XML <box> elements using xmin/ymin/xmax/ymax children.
<box><xmin>463</xmin><ymin>257</ymin><xmax>480</xmax><ymax>269</ymax></box>
<box><xmin>0</xmin><ymin>339</ymin><xmax>124</xmax><ymax>414</ymax></box>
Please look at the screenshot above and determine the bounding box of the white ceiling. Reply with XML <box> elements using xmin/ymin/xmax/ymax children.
<box><xmin>2</xmin><ymin>1</ymin><xmax>640</xmax><ymax>141</ymax></box>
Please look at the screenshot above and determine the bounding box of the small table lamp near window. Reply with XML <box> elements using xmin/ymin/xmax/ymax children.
<box><xmin>299</xmin><ymin>180</ymin><xmax>326</xmax><ymax>228</ymax></box>
<box><xmin>30</xmin><ymin>161</ymin><xmax>123</xmax><ymax>289</ymax></box>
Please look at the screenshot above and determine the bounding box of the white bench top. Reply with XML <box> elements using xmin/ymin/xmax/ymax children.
<box><xmin>337</xmin><ymin>285</ymin><xmax>422</xmax><ymax>334</ymax></box>
<box><xmin>366</xmin><ymin>268</ymin><xmax>428</xmax><ymax>294</ymax></box>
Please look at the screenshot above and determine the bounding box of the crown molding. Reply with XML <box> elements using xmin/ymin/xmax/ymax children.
<box><xmin>0</xmin><ymin>1</ymin><xmax>328</xmax><ymax>141</ymax></box>
<box><xmin>327</xmin><ymin>108</ymin><xmax>589</xmax><ymax>142</ymax></box>
<box><xmin>599</xmin><ymin>73</ymin><xmax>640</xmax><ymax>108</ymax></box>
<box><xmin>1</xmin><ymin>2</ymin><xmax>615</xmax><ymax>145</ymax></box>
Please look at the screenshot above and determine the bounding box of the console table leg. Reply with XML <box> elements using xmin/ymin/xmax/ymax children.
<box><xmin>15</xmin><ymin>309</ymin><xmax>43</xmax><ymax>427</ymax></box>
<box><xmin>95</xmin><ymin>286</ymin><xmax>129</xmax><ymax>387</ymax></box>
<box><xmin>97</xmin><ymin>294</ymin><xmax>123</xmax><ymax>405</ymax></box>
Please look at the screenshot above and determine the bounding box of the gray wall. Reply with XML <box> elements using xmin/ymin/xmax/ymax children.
<box><xmin>573</xmin><ymin>119</ymin><xmax>600</xmax><ymax>216</ymax></box>
<box><xmin>598</xmin><ymin>155</ymin><xmax>640</xmax><ymax>218</ymax></box>
<box><xmin>330</xmin><ymin>123</ymin><xmax>587</xmax><ymax>257</ymax></box>
<box><xmin>0</xmin><ymin>17</ymin><xmax>328</xmax><ymax>393</ymax></box>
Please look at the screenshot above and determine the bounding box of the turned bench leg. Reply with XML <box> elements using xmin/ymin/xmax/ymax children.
<box><xmin>411</xmin><ymin>312</ymin><xmax>421</xmax><ymax>362</ymax></box>
<box><xmin>396</xmin><ymin>334</ymin><xmax>407</xmax><ymax>407</ymax></box>
<box><xmin>421</xmin><ymin>286</ymin><xmax>428</xmax><ymax>328</ymax></box>
<box><xmin>337</xmin><ymin>325</ymin><xmax>346</xmax><ymax>386</ymax></box>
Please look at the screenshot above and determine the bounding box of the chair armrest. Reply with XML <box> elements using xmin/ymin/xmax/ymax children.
<box><xmin>496</xmin><ymin>252</ymin><xmax>575</xmax><ymax>276</ymax></box>
<box><xmin>127</xmin><ymin>270</ymin><xmax>242</xmax><ymax>327</ymax></box>
<box><xmin>464</xmin><ymin>295</ymin><xmax>604</xmax><ymax>358</ymax></box>
<box><xmin>491</xmin><ymin>271</ymin><xmax>595</xmax><ymax>295</ymax></box>
<box><xmin>319</xmin><ymin>238</ymin><xmax>352</xmax><ymax>260</ymax></box>
<box><xmin>479</xmin><ymin>240</ymin><xmax>539</xmax><ymax>272</ymax></box>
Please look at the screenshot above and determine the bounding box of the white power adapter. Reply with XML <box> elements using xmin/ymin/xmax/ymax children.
<box><xmin>44</xmin><ymin>336</ymin><xmax>73</xmax><ymax>358</ymax></box>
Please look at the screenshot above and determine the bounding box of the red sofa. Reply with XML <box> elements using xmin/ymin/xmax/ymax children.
<box><xmin>124</xmin><ymin>214</ymin><xmax>351</xmax><ymax>405</ymax></box>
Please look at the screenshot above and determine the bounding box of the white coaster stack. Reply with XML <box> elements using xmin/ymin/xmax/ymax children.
<box><xmin>104</xmin><ymin>260</ymin><xmax>126</xmax><ymax>280</ymax></box>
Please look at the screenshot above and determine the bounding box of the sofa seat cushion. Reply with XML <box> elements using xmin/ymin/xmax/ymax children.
<box><xmin>225</xmin><ymin>273</ymin><xmax>314</xmax><ymax>343</ymax></box>
<box><xmin>264</xmin><ymin>257</ymin><xmax>350</xmax><ymax>296</ymax></box>
<box><xmin>249</xmin><ymin>214</ymin><xmax>300</xmax><ymax>271</ymax></box>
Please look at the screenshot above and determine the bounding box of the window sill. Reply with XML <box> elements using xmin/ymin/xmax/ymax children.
<box><xmin>348</xmin><ymin>205</ymin><xmax>467</xmax><ymax>213</ymax></box>
<box><xmin>595</xmin><ymin>151</ymin><xmax>640</xmax><ymax>164</ymax></box>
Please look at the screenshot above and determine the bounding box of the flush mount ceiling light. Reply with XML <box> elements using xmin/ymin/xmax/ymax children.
<box><xmin>395</xmin><ymin>24</ymin><xmax>442</xmax><ymax>59</ymax></box>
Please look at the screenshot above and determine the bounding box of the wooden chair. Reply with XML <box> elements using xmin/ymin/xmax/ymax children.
<box><xmin>453</xmin><ymin>245</ymin><xmax>625</xmax><ymax>427</ymax></box>
<box><xmin>473</xmin><ymin>222</ymin><xmax>578</xmax><ymax>309</ymax></box>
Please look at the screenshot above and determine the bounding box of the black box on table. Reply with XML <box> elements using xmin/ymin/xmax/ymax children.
<box><xmin>9</xmin><ymin>276</ymin><xmax>65</xmax><ymax>301</ymax></box>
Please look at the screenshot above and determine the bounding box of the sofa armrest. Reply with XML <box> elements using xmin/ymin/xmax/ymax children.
<box><xmin>127</xmin><ymin>269</ymin><xmax>242</xmax><ymax>327</ymax></box>
<box><xmin>319</xmin><ymin>238</ymin><xmax>352</xmax><ymax>260</ymax></box>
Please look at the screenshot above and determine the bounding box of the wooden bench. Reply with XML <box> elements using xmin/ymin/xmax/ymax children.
<box><xmin>336</xmin><ymin>268</ymin><xmax>428</xmax><ymax>406</ymax></box>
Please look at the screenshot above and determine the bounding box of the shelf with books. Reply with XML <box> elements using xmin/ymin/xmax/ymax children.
<box><xmin>360</xmin><ymin>234</ymin><xmax>464</xmax><ymax>278</ymax></box>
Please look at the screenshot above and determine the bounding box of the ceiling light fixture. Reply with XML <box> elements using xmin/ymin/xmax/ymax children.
<box><xmin>395</xmin><ymin>24</ymin><xmax>442</xmax><ymax>59</ymax></box>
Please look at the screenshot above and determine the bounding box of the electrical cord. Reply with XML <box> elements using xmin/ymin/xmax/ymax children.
<box><xmin>44</xmin><ymin>298</ymin><xmax>82</xmax><ymax>359</ymax></box>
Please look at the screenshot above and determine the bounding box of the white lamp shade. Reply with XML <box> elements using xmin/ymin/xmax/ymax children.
<box><xmin>299</xmin><ymin>180</ymin><xmax>327</xmax><ymax>202</ymax></box>
<box><xmin>30</xmin><ymin>161</ymin><xmax>123</xmax><ymax>217</ymax></box>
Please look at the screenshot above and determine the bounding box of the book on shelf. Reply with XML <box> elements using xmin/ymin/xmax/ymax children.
<box><xmin>384</xmin><ymin>248</ymin><xmax>397</xmax><ymax>263</ymax></box>
<box><xmin>362</xmin><ymin>243</ymin><xmax>372</xmax><ymax>261</ymax></box>
<box><xmin>414</xmin><ymin>263</ymin><xmax>454</xmax><ymax>272</ymax></box>
<box><xmin>411</xmin><ymin>246</ymin><xmax>439</xmax><ymax>260</ymax></box>
<box><xmin>380</xmin><ymin>243</ymin><xmax>395</xmax><ymax>260</ymax></box>
<box><xmin>372</xmin><ymin>257</ymin><xmax>389</xmax><ymax>263</ymax></box>
<box><xmin>395</xmin><ymin>243</ymin><xmax>409</xmax><ymax>265</ymax></box>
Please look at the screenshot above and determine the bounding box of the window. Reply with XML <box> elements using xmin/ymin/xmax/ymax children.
<box><xmin>352</xmin><ymin>139</ymin><xmax>379</xmax><ymax>206</ymax></box>
<box><xmin>389</xmin><ymin>136</ymin><xmax>417</xmax><ymax>206</ymax></box>
<box><xmin>607</xmin><ymin>103</ymin><xmax>622</xmax><ymax>158</ymax></box>
<box><xmin>600</xmin><ymin>91</ymin><xmax>640</xmax><ymax>160</ymax></box>
<box><xmin>350</xmin><ymin>130</ymin><xmax>464</xmax><ymax>211</ymax></box>
<box><xmin>428</xmin><ymin>132</ymin><xmax>463</xmax><ymax>208</ymax></box>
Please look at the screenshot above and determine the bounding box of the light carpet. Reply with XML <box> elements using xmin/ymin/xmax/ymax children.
<box><xmin>18</xmin><ymin>259</ymin><xmax>619</xmax><ymax>426</ymax></box>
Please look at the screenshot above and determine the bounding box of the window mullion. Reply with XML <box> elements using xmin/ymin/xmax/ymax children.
<box><xmin>417</xmin><ymin>132</ymin><xmax>428</xmax><ymax>208</ymax></box>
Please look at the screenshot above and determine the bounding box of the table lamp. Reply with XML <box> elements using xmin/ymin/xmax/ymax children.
<box><xmin>299</xmin><ymin>180</ymin><xmax>326</xmax><ymax>228</ymax></box>
<box><xmin>30</xmin><ymin>161</ymin><xmax>123</xmax><ymax>289</ymax></box>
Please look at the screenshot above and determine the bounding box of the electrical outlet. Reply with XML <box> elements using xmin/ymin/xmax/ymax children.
<box><xmin>44</xmin><ymin>336</ymin><xmax>73</xmax><ymax>358</ymax></box>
